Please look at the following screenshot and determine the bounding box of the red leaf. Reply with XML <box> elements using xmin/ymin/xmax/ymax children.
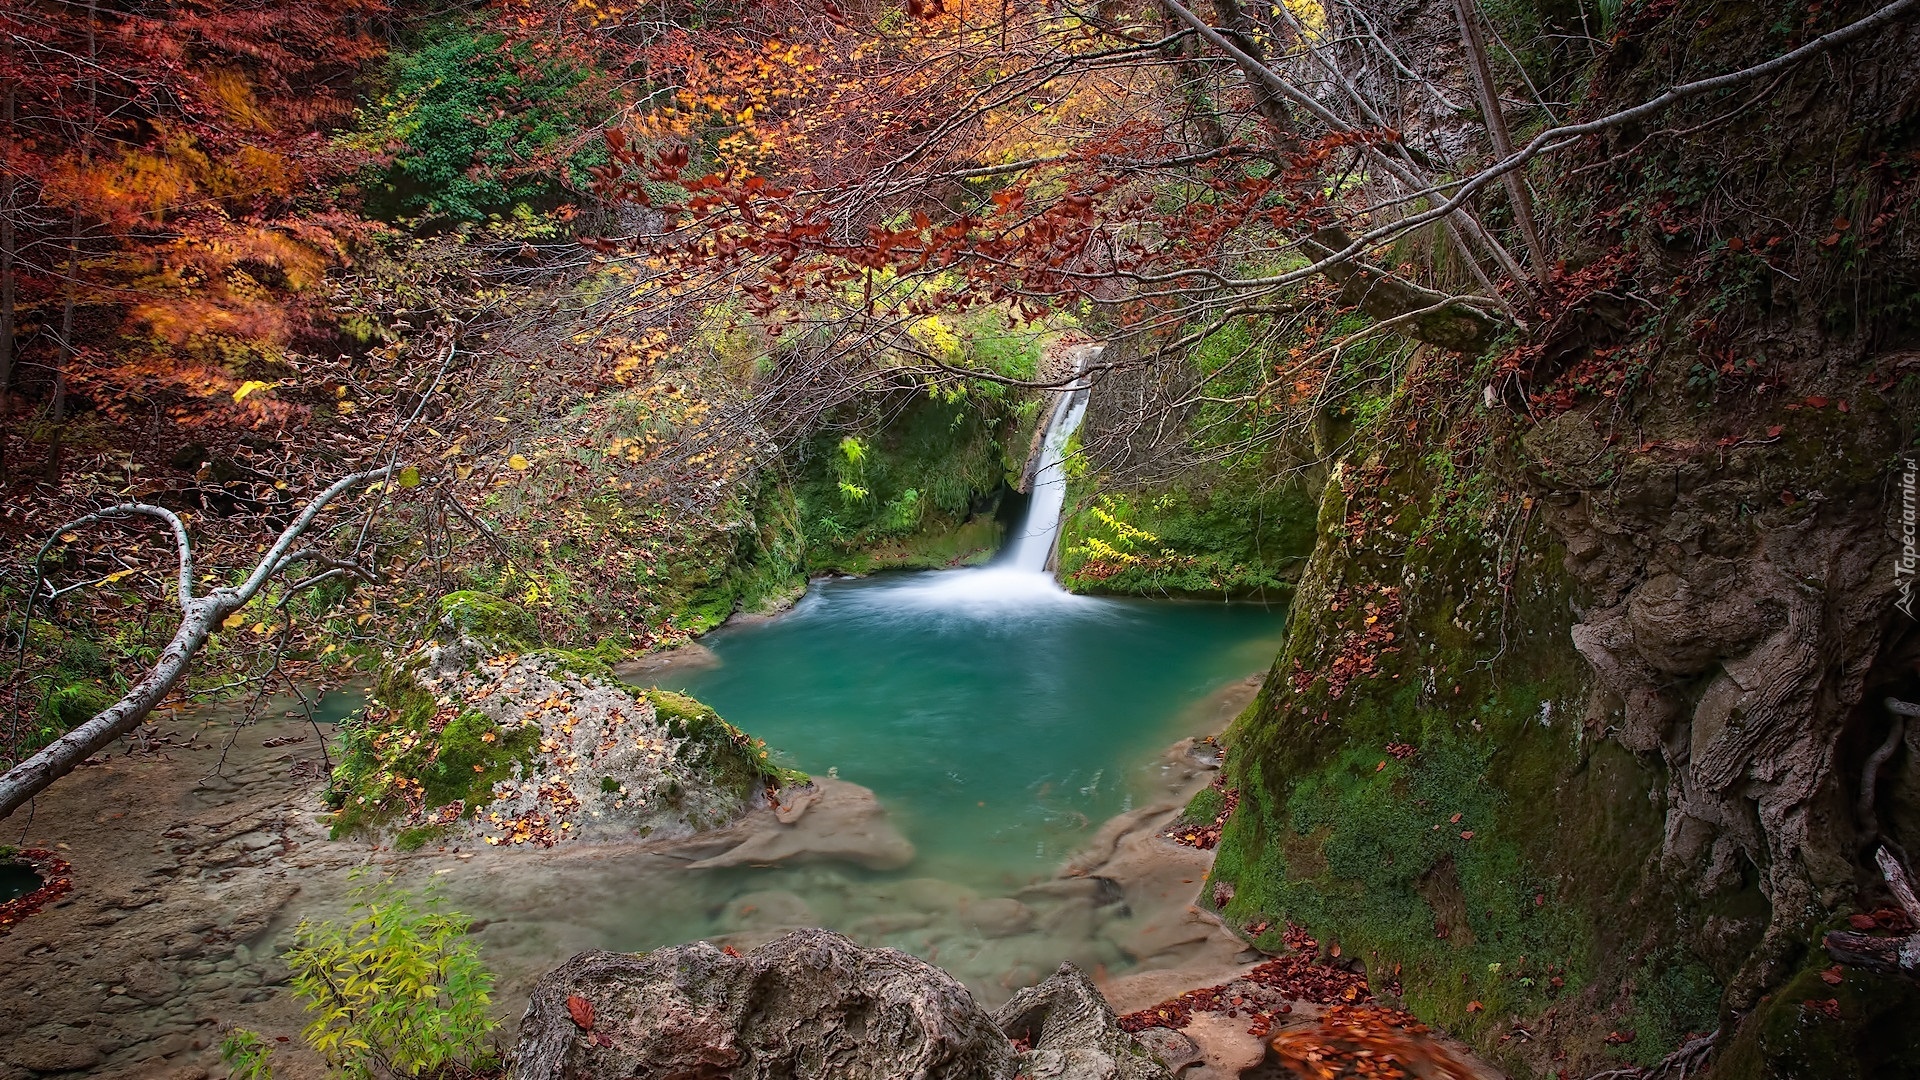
<box><xmin>567</xmin><ymin>994</ymin><xmax>594</xmax><ymax>1031</ymax></box>
<box><xmin>1848</xmin><ymin>913</ymin><xmax>1879</xmax><ymax>930</ymax></box>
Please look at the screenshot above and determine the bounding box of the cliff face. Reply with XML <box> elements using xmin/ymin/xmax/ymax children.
<box><xmin>1209</xmin><ymin>0</ymin><xmax>1920</xmax><ymax>1074</ymax></box>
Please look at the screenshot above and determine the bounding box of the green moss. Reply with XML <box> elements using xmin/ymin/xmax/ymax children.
<box><xmin>1713</xmin><ymin>948</ymin><xmax>1920</xmax><ymax>1079</ymax></box>
<box><xmin>437</xmin><ymin>591</ymin><xmax>537</xmax><ymax>644</ymax></box>
<box><xmin>37</xmin><ymin>681</ymin><xmax>115</xmax><ymax>731</ymax></box>
<box><xmin>1619</xmin><ymin>950</ymin><xmax>1721</xmax><ymax>1067</ymax></box>
<box><xmin>1181</xmin><ymin>785</ymin><xmax>1226</xmax><ymax>827</ymax></box>
<box><xmin>535</xmin><ymin>642</ymin><xmax>623</xmax><ymax>681</ymax></box>
<box><xmin>1201</xmin><ymin>387</ymin><xmax>1691</xmax><ymax>1068</ymax></box>
<box><xmin>393</xmin><ymin>825</ymin><xmax>450</xmax><ymax>852</ymax></box>
<box><xmin>1058</xmin><ymin>476</ymin><xmax>1318</xmax><ymax>598</ymax></box>
<box><xmin>327</xmin><ymin>671</ymin><xmax>539</xmax><ymax>838</ymax></box>
<box><xmin>646</xmin><ymin>689</ymin><xmax>807</xmax><ymax>795</ymax></box>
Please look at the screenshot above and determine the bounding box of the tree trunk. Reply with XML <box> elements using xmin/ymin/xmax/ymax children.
<box><xmin>1</xmin><ymin>72</ymin><xmax>17</xmax><ymax>396</ymax></box>
<box><xmin>0</xmin><ymin>593</ymin><xmax>235</xmax><ymax>819</ymax></box>
<box><xmin>1453</xmin><ymin>0</ymin><xmax>1551</xmax><ymax>282</ymax></box>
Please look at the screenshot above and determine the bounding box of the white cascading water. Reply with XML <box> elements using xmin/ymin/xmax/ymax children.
<box><xmin>1002</xmin><ymin>386</ymin><xmax>1089</xmax><ymax>572</ymax></box>
<box><xmin>877</xmin><ymin>359</ymin><xmax>1095</xmax><ymax>610</ymax></box>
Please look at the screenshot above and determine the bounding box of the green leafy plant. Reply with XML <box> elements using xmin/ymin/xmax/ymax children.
<box><xmin>220</xmin><ymin>1028</ymin><xmax>276</xmax><ymax>1080</ymax></box>
<box><xmin>284</xmin><ymin>878</ymin><xmax>499</xmax><ymax>1079</ymax></box>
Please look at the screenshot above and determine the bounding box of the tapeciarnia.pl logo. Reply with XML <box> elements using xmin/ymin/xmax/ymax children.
<box><xmin>1900</xmin><ymin>456</ymin><xmax>1918</xmax><ymax>619</ymax></box>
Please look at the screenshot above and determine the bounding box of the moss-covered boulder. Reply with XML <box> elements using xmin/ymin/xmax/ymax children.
<box><xmin>328</xmin><ymin>596</ymin><xmax>802</xmax><ymax>849</ymax></box>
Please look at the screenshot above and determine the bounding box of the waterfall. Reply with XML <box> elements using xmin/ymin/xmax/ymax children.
<box><xmin>875</xmin><ymin>349</ymin><xmax>1097</xmax><ymax>609</ymax></box>
<box><xmin>1003</xmin><ymin>382</ymin><xmax>1089</xmax><ymax>573</ymax></box>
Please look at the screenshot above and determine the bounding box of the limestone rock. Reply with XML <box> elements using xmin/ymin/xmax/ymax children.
<box><xmin>993</xmin><ymin>963</ymin><xmax>1173</xmax><ymax>1080</ymax></box>
<box><xmin>687</xmin><ymin>778</ymin><xmax>915</xmax><ymax>871</ymax></box>
<box><xmin>513</xmin><ymin>929</ymin><xmax>1019</xmax><ymax>1080</ymax></box>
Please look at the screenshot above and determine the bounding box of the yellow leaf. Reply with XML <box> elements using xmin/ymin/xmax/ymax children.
<box><xmin>59</xmin><ymin>532</ymin><xmax>78</xmax><ymax>543</ymax></box>
<box><xmin>456</xmin><ymin>465</ymin><xmax>474</xmax><ymax>480</ymax></box>
<box><xmin>250</xmin><ymin>623</ymin><xmax>267</xmax><ymax>635</ymax></box>
<box><xmin>398</xmin><ymin>466</ymin><xmax>421</xmax><ymax>488</ymax></box>
<box><xmin>338</xmin><ymin>401</ymin><xmax>356</xmax><ymax>413</ymax></box>
<box><xmin>102</xmin><ymin>568</ymin><xmax>134</xmax><ymax>583</ymax></box>
<box><xmin>507</xmin><ymin>454</ymin><xmax>530</xmax><ymax>471</ymax></box>
<box><xmin>355</xmin><ymin>613</ymin><xmax>373</xmax><ymax>625</ymax></box>
<box><xmin>232</xmin><ymin>380</ymin><xmax>273</xmax><ymax>403</ymax></box>
<box><xmin>222</xmin><ymin>612</ymin><xmax>247</xmax><ymax>629</ymax></box>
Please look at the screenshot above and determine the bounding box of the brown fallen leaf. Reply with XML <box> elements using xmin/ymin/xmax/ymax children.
<box><xmin>567</xmin><ymin>994</ymin><xmax>594</xmax><ymax>1031</ymax></box>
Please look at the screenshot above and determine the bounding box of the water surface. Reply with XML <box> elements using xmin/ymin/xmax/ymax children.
<box><xmin>660</xmin><ymin>570</ymin><xmax>1287</xmax><ymax>890</ymax></box>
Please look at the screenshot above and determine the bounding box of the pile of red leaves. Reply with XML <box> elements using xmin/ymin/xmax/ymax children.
<box><xmin>1117</xmin><ymin>925</ymin><xmax>1371</xmax><ymax>1036</ymax></box>
<box><xmin>0</xmin><ymin>849</ymin><xmax>74</xmax><ymax>938</ymax></box>
<box><xmin>1268</xmin><ymin>1003</ymin><xmax>1475</xmax><ymax>1079</ymax></box>
<box><xmin>1845</xmin><ymin>907</ymin><xmax>1915</xmax><ymax>934</ymax></box>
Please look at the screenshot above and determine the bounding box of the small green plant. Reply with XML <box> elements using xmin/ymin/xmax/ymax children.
<box><xmin>220</xmin><ymin>1028</ymin><xmax>275</xmax><ymax>1080</ymax></box>
<box><xmin>285</xmin><ymin>878</ymin><xmax>498</xmax><ymax>1079</ymax></box>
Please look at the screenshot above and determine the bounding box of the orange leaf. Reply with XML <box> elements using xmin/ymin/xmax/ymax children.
<box><xmin>567</xmin><ymin>994</ymin><xmax>594</xmax><ymax>1030</ymax></box>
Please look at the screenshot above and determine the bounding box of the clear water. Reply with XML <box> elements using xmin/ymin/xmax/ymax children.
<box><xmin>668</xmin><ymin>572</ymin><xmax>1282</xmax><ymax>883</ymax></box>
<box><xmin>160</xmin><ymin>569</ymin><xmax>1288</xmax><ymax>1011</ymax></box>
<box><xmin>658</xmin><ymin>571</ymin><xmax>1287</xmax><ymax>889</ymax></box>
<box><xmin>0</xmin><ymin>862</ymin><xmax>42</xmax><ymax>903</ymax></box>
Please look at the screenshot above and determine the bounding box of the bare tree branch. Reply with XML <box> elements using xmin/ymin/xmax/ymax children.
<box><xmin>0</xmin><ymin>465</ymin><xmax>396</xmax><ymax>819</ymax></box>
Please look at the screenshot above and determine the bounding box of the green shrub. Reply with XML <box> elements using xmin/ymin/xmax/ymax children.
<box><xmin>219</xmin><ymin>1028</ymin><xmax>275</xmax><ymax>1080</ymax></box>
<box><xmin>36</xmin><ymin>681</ymin><xmax>115</xmax><ymax>732</ymax></box>
<box><xmin>355</xmin><ymin>22</ymin><xmax>606</xmax><ymax>223</ymax></box>
<box><xmin>285</xmin><ymin>879</ymin><xmax>498</xmax><ymax>1079</ymax></box>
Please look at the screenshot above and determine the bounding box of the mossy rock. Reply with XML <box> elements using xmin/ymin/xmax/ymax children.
<box><xmin>1712</xmin><ymin>949</ymin><xmax>1920</xmax><ymax>1079</ymax></box>
<box><xmin>327</xmin><ymin>669</ymin><xmax>540</xmax><ymax>837</ymax></box>
<box><xmin>646</xmin><ymin>688</ymin><xmax>806</xmax><ymax>797</ymax></box>
<box><xmin>437</xmin><ymin>590</ymin><xmax>537</xmax><ymax>644</ymax></box>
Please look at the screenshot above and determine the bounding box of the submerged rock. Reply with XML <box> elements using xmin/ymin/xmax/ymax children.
<box><xmin>687</xmin><ymin>777</ymin><xmax>915</xmax><ymax>870</ymax></box>
<box><xmin>512</xmin><ymin>929</ymin><xmax>1020</xmax><ymax>1080</ymax></box>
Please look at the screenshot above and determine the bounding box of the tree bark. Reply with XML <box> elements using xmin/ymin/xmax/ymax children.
<box><xmin>1453</xmin><ymin>0</ymin><xmax>1551</xmax><ymax>282</ymax></box>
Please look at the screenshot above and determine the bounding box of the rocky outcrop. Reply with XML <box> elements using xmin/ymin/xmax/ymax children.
<box><xmin>994</xmin><ymin>963</ymin><xmax>1174</xmax><ymax>1080</ymax></box>
<box><xmin>512</xmin><ymin>931</ymin><xmax>1179</xmax><ymax>1080</ymax></box>
<box><xmin>331</xmin><ymin>595</ymin><xmax>801</xmax><ymax>848</ymax></box>
<box><xmin>512</xmin><ymin>930</ymin><xmax>1020</xmax><ymax>1080</ymax></box>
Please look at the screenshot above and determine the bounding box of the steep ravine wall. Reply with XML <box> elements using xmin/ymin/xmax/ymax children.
<box><xmin>1204</xmin><ymin>2</ymin><xmax>1920</xmax><ymax>1074</ymax></box>
<box><xmin>1206</xmin><ymin>346</ymin><xmax>1920</xmax><ymax>1078</ymax></box>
